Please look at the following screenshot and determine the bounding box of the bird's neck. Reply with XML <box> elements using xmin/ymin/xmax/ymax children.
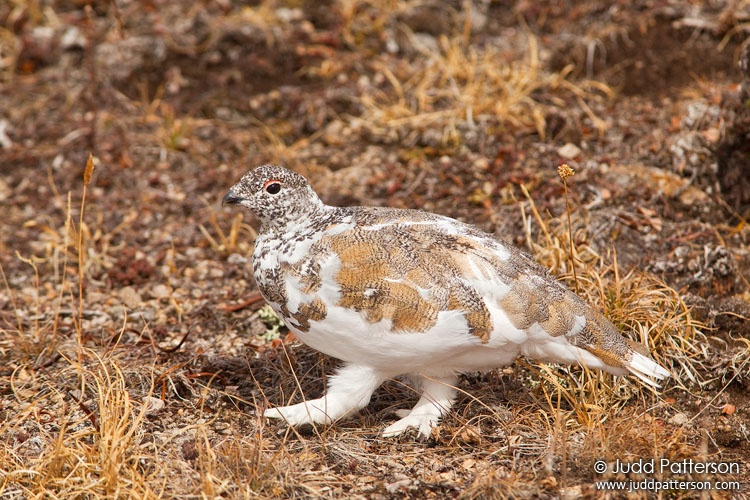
<box><xmin>260</xmin><ymin>201</ymin><xmax>334</xmax><ymax>233</ymax></box>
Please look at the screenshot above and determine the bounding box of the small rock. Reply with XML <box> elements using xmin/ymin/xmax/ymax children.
<box><xmin>61</xmin><ymin>26</ymin><xmax>86</xmax><ymax>50</ymax></box>
<box><xmin>119</xmin><ymin>286</ymin><xmax>141</xmax><ymax>309</ymax></box>
<box><xmin>95</xmin><ymin>36</ymin><xmax>167</xmax><ymax>84</ymax></box>
<box><xmin>151</xmin><ymin>284</ymin><xmax>171</xmax><ymax>300</ymax></box>
<box><xmin>473</xmin><ymin>157</ymin><xmax>490</xmax><ymax>171</ymax></box>
<box><xmin>143</xmin><ymin>396</ymin><xmax>165</xmax><ymax>415</ymax></box>
<box><xmin>85</xmin><ymin>291</ymin><xmax>108</xmax><ymax>305</ymax></box>
<box><xmin>323</xmin><ymin>120</ymin><xmax>348</xmax><ymax>146</ymax></box>
<box><xmin>557</xmin><ymin>142</ymin><xmax>581</xmax><ymax>159</ymax></box>
<box><xmin>0</xmin><ymin>119</ymin><xmax>13</xmax><ymax>149</ymax></box>
<box><xmin>467</xmin><ymin>2</ymin><xmax>488</xmax><ymax>31</ymax></box>
<box><xmin>669</xmin><ymin>412</ymin><xmax>689</xmax><ymax>426</ymax></box>
<box><xmin>131</xmin><ymin>309</ymin><xmax>156</xmax><ymax>322</ymax></box>
<box><xmin>275</xmin><ymin>7</ymin><xmax>303</xmax><ymax>23</ymax></box>
<box><xmin>385</xmin><ymin>478</ymin><xmax>412</xmax><ymax>494</ymax></box>
<box><xmin>227</xmin><ymin>253</ymin><xmax>248</xmax><ymax>265</ymax></box>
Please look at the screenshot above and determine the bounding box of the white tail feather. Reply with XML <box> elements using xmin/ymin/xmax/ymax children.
<box><xmin>627</xmin><ymin>351</ymin><xmax>671</xmax><ymax>388</ymax></box>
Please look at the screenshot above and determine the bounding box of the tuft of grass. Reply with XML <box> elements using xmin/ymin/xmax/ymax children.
<box><xmin>155</xmin><ymin>103</ymin><xmax>194</xmax><ymax>152</ymax></box>
<box><xmin>0</xmin><ymin>156</ymin><xmax>100</xmax><ymax>363</ymax></box>
<box><xmin>1</xmin><ymin>353</ymin><xmax>157</xmax><ymax>498</ymax></box>
<box><xmin>518</xmin><ymin>175</ymin><xmax>707</xmax><ymax>423</ymax></box>
<box><xmin>199</xmin><ymin>208</ymin><xmax>250</xmax><ymax>255</ymax></box>
<box><xmin>505</xmin><ymin>177</ymin><xmax>750</xmax><ymax>494</ymax></box>
<box><xmin>0</xmin><ymin>254</ymin><xmax>62</xmax><ymax>361</ymax></box>
<box><xmin>354</xmin><ymin>29</ymin><xmax>612</xmax><ymax>147</ymax></box>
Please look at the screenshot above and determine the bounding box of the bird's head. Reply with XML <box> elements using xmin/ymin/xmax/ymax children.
<box><xmin>223</xmin><ymin>165</ymin><xmax>325</xmax><ymax>227</ymax></box>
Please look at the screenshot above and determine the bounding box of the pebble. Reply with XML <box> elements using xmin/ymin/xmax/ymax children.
<box><xmin>143</xmin><ymin>396</ymin><xmax>165</xmax><ymax>415</ymax></box>
<box><xmin>151</xmin><ymin>284</ymin><xmax>171</xmax><ymax>299</ymax></box>
<box><xmin>669</xmin><ymin>412</ymin><xmax>689</xmax><ymax>426</ymax></box>
<box><xmin>119</xmin><ymin>286</ymin><xmax>141</xmax><ymax>309</ymax></box>
<box><xmin>227</xmin><ymin>253</ymin><xmax>248</xmax><ymax>265</ymax></box>
<box><xmin>557</xmin><ymin>142</ymin><xmax>582</xmax><ymax>159</ymax></box>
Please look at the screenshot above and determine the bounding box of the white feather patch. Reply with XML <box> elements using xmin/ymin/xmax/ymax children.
<box><xmin>626</xmin><ymin>351</ymin><xmax>671</xmax><ymax>387</ymax></box>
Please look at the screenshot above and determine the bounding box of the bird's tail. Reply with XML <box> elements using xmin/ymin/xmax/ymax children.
<box><xmin>623</xmin><ymin>340</ymin><xmax>671</xmax><ymax>388</ymax></box>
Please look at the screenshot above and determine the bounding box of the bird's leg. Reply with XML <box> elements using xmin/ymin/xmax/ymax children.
<box><xmin>382</xmin><ymin>374</ymin><xmax>458</xmax><ymax>439</ymax></box>
<box><xmin>264</xmin><ymin>363</ymin><xmax>384</xmax><ymax>427</ymax></box>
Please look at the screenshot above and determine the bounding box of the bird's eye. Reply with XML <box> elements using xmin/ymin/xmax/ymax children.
<box><xmin>264</xmin><ymin>181</ymin><xmax>281</xmax><ymax>194</ymax></box>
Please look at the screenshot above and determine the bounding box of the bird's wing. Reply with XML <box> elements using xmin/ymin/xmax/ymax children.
<box><xmin>316</xmin><ymin>210</ymin><xmax>535</xmax><ymax>340</ymax></box>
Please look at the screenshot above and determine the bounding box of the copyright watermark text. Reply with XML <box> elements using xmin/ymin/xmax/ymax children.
<box><xmin>593</xmin><ymin>459</ymin><xmax>742</xmax><ymax>493</ymax></box>
<box><xmin>594</xmin><ymin>458</ymin><xmax>740</xmax><ymax>475</ymax></box>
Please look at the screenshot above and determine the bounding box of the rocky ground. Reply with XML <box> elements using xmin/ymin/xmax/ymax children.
<box><xmin>1</xmin><ymin>1</ymin><xmax>749</xmax><ymax>498</ymax></box>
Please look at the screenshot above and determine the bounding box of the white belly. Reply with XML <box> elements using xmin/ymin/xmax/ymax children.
<box><xmin>286</xmin><ymin>302</ymin><xmax>525</xmax><ymax>377</ymax></box>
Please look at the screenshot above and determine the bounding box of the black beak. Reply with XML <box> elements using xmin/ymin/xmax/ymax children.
<box><xmin>222</xmin><ymin>188</ymin><xmax>242</xmax><ymax>206</ymax></box>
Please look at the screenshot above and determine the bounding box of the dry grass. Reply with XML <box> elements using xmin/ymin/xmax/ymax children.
<box><xmin>1</xmin><ymin>353</ymin><xmax>157</xmax><ymax>498</ymax></box>
<box><xmin>353</xmin><ymin>23</ymin><xmax>613</xmax><ymax>147</ymax></box>
<box><xmin>517</xmin><ymin>178</ymin><xmax>708</xmax><ymax>420</ymax></box>
<box><xmin>1</xmin><ymin>161</ymin><xmax>154</xmax><ymax>498</ymax></box>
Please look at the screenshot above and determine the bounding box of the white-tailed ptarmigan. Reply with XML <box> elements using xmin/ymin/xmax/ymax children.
<box><xmin>223</xmin><ymin>165</ymin><xmax>670</xmax><ymax>438</ymax></box>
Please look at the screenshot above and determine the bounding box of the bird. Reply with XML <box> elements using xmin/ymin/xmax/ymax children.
<box><xmin>222</xmin><ymin>164</ymin><xmax>670</xmax><ymax>438</ymax></box>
